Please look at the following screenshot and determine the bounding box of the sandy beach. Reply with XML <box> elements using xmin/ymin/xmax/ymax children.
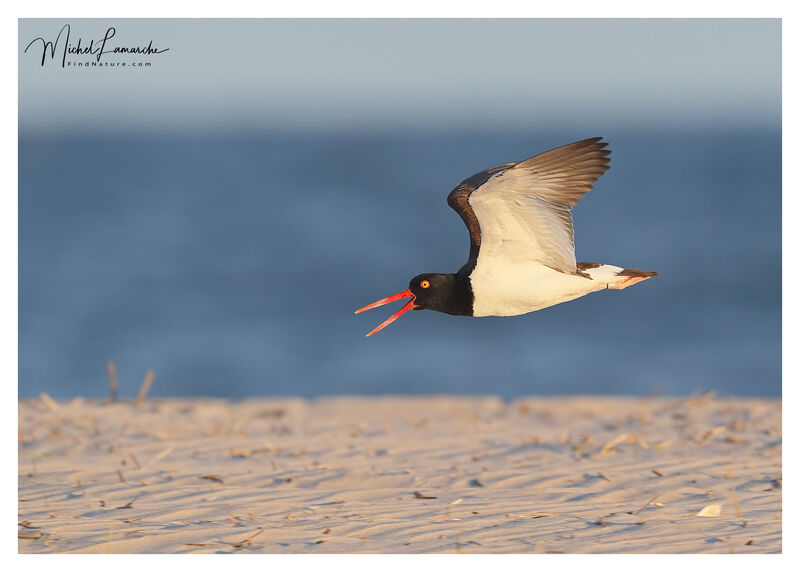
<box><xmin>18</xmin><ymin>394</ymin><xmax>781</xmax><ymax>554</ymax></box>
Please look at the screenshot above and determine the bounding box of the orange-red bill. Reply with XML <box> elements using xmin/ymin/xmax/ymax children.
<box><xmin>354</xmin><ymin>289</ymin><xmax>416</xmax><ymax>337</ymax></box>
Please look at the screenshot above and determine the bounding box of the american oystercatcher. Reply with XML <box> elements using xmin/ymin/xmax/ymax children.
<box><xmin>355</xmin><ymin>137</ymin><xmax>656</xmax><ymax>336</ymax></box>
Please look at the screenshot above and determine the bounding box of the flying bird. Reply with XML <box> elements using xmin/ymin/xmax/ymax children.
<box><xmin>355</xmin><ymin>137</ymin><xmax>656</xmax><ymax>336</ymax></box>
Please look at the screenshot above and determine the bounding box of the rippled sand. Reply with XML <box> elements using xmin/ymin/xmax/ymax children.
<box><xmin>18</xmin><ymin>394</ymin><xmax>781</xmax><ymax>553</ymax></box>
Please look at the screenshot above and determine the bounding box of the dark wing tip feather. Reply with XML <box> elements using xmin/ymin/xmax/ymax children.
<box><xmin>511</xmin><ymin>137</ymin><xmax>612</xmax><ymax>207</ymax></box>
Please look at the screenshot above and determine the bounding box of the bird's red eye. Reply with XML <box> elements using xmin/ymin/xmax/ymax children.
<box><xmin>420</xmin><ymin>280</ymin><xmax>430</xmax><ymax>289</ymax></box>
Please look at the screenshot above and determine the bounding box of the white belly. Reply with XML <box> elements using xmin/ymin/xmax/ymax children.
<box><xmin>470</xmin><ymin>258</ymin><xmax>603</xmax><ymax>317</ymax></box>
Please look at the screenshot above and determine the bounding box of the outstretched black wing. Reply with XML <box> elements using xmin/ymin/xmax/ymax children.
<box><xmin>447</xmin><ymin>137</ymin><xmax>610</xmax><ymax>275</ymax></box>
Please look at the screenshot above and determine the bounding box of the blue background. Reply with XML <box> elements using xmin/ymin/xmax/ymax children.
<box><xmin>18</xmin><ymin>20</ymin><xmax>781</xmax><ymax>398</ymax></box>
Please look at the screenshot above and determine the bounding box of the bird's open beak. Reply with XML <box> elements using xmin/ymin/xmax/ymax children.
<box><xmin>354</xmin><ymin>289</ymin><xmax>416</xmax><ymax>337</ymax></box>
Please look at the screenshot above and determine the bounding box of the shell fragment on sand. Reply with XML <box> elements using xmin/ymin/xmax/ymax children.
<box><xmin>697</xmin><ymin>504</ymin><xmax>723</xmax><ymax>517</ymax></box>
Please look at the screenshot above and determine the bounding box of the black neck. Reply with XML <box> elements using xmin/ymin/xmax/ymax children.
<box><xmin>433</xmin><ymin>272</ymin><xmax>474</xmax><ymax>316</ymax></box>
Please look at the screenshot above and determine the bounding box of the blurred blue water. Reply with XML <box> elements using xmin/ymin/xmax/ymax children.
<box><xmin>19</xmin><ymin>129</ymin><xmax>781</xmax><ymax>398</ymax></box>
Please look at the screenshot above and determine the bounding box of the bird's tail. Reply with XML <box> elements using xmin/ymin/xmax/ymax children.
<box><xmin>577</xmin><ymin>262</ymin><xmax>658</xmax><ymax>290</ymax></box>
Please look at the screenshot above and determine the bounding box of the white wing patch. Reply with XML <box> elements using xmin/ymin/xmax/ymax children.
<box><xmin>469</xmin><ymin>168</ymin><xmax>578</xmax><ymax>273</ymax></box>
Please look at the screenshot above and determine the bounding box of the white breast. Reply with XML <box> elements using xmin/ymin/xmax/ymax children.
<box><xmin>470</xmin><ymin>258</ymin><xmax>603</xmax><ymax>317</ymax></box>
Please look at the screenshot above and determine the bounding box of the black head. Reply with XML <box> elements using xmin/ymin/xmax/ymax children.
<box><xmin>408</xmin><ymin>273</ymin><xmax>456</xmax><ymax>312</ymax></box>
<box><xmin>355</xmin><ymin>272</ymin><xmax>471</xmax><ymax>336</ymax></box>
